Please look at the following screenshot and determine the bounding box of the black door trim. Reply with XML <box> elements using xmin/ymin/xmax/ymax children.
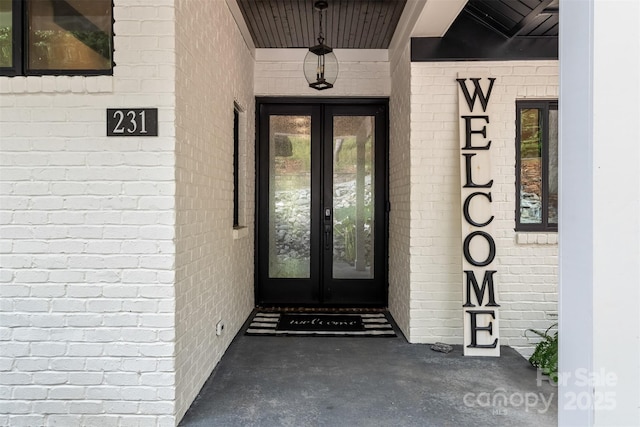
<box><xmin>254</xmin><ymin>97</ymin><xmax>390</xmax><ymax>307</ymax></box>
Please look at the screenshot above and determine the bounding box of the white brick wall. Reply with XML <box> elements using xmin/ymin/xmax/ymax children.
<box><xmin>388</xmin><ymin>42</ymin><xmax>412</xmax><ymax>337</ymax></box>
<box><xmin>173</xmin><ymin>0</ymin><xmax>255</xmax><ymax>423</ymax></box>
<box><xmin>409</xmin><ymin>61</ymin><xmax>559</xmax><ymax>356</ymax></box>
<box><xmin>1</xmin><ymin>1</ymin><xmax>178</xmax><ymax>426</ymax></box>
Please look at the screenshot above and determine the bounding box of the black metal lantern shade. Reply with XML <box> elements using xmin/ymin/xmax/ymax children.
<box><xmin>304</xmin><ymin>1</ymin><xmax>338</xmax><ymax>90</ymax></box>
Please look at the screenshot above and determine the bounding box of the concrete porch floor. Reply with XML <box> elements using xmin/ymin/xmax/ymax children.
<box><xmin>179</xmin><ymin>313</ymin><xmax>557</xmax><ymax>427</ymax></box>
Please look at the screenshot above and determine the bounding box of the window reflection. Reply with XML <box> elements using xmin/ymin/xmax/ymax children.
<box><xmin>517</xmin><ymin>101</ymin><xmax>558</xmax><ymax>231</ymax></box>
<box><xmin>519</xmin><ymin>108</ymin><xmax>543</xmax><ymax>224</ymax></box>
<box><xmin>268</xmin><ymin>116</ymin><xmax>312</xmax><ymax>279</ymax></box>
<box><xmin>0</xmin><ymin>0</ymin><xmax>12</xmax><ymax>68</ymax></box>
<box><xmin>27</xmin><ymin>0</ymin><xmax>112</xmax><ymax>71</ymax></box>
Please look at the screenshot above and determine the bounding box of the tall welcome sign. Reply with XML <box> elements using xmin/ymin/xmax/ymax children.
<box><xmin>457</xmin><ymin>76</ymin><xmax>500</xmax><ymax>357</ymax></box>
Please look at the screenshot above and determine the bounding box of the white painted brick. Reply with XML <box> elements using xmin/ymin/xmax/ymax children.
<box><xmin>68</xmin><ymin>401</ymin><xmax>103</xmax><ymax>414</ymax></box>
<box><xmin>7</xmin><ymin>415</ymin><xmax>46</xmax><ymax>427</ymax></box>
<box><xmin>47</xmin><ymin>386</ymin><xmax>86</xmax><ymax>400</ymax></box>
<box><xmin>32</xmin><ymin>372</ymin><xmax>68</xmax><ymax>385</ymax></box>
<box><xmin>139</xmin><ymin>401</ymin><xmax>174</xmax><ymax>414</ymax></box>
<box><xmin>50</xmin><ymin>358</ymin><xmax>87</xmax><ymax>372</ymax></box>
<box><xmin>84</xmin><ymin>359</ymin><xmax>120</xmax><ymax>373</ymax></box>
<box><xmin>140</xmin><ymin>373</ymin><xmax>174</xmax><ymax>387</ymax></box>
<box><xmin>139</xmin><ymin>314</ymin><xmax>173</xmax><ymax>328</ymax></box>
<box><xmin>120</xmin><ymin>387</ymin><xmax>158</xmax><ymax>401</ymax></box>
<box><xmin>66</xmin><ymin>285</ymin><xmax>102</xmax><ymax>298</ymax></box>
<box><xmin>122</xmin><ymin>300</ymin><xmax>158</xmax><ymax>312</ymax></box>
<box><xmin>82</xmin><ymin>415</ymin><xmax>120</xmax><ymax>426</ymax></box>
<box><xmin>118</xmin><ymin>416</ymin><xmax>158</xmax><ymax>427</ymax></box>
<box><xmin>85</xmin><ymin>329</ymin><xmax>121</xmax><ymax>343</ymax></box>
<box><xmin>103</xmin><ymin>313</ymin><xmax>138</xmax><ymax>327</ymax></box>
<box><xmin>12</xmin><ymin>386</ymin><xmax>48</xmax><ymax>400</ymax></box>
<box><xmin>0</xmin><ymin>402</ymin><xmax>30</xmax><ymax>417</ymax></box>
<box><xmin>85</xmin><ymin>386</ymin><xmax>123</xmax><ymax>400</ymax></box>
<box><xmin>0</xmin><ymin>284</ymin><xmax>28</xmax><ymax>296</ymax></box>
<box><xmin>104</xmin><ymin>373</ymin><xmax>140</xmax><ymax>386</ymax></box>
<box><xmin>104</xmin><ymin>401</ymin><xmax>139</xmax><ymax>414</ymax></box>
<box><xmin>138</xmin><ymin>344</ymin><xmax>173</xmax><ymax>357</ymax></box>
<box><xmin>30</xmin><ymin>343</ymin><xmax>67</xmax><ymax>357</ymax></box>
<box><xmin>101</xmin><ymin>285</ymin><xmax>137</xmax><ymax>298</ymax></box>
<box><xmin>67</xmin><ymin>373</ymin><xmax>104</xmax><ymax>386</ymax></box>
<box><xmin>51</xmin><ymin>299</ymin><xmax>86</xmax><ymax>312</ymax></box>
<box><xmin>12</xmin><ymin>328</ymin><xmax>50</xmax><ymax>342</ymax></box>
<box><xmin>65</xmin><ymin>314</ymin><xmax>102</xmax><ymax>327</ymax></box>
<box><xmin>1</xmin><ymin>373</ymin><xmax>33</xmax><ymax>385</ymax></box>
<box><xmin>121</xmin><ymin>359</ymin><xmax>157</xmax><ymax>373</ymax></box>
<box><xmin>86</xmin><ymin>299</ymin><xmax>123</xmax><ymax>313</ymax></box>
<box><xmin>13</xmin><ymin>299</ymin><xmax>49</xmax><ymax>312</ymax></box>
<box><xmin>29</xmin><ymin>285</ymin><xmax>65</xmax><ymax>297</ymax></box>
<box><xmin>67</xmin><ymin>344</ymin><xmax>104</xmax><ymax>357</ymax></box>
<box><xmin>0</xmin><ymin>358</ymin><xmax>13</xmax><ymax>371</ymax></box>
<box><xmin>104</xmin><ymin>343</ymin><xmax>140</xmax><ymax>357</ymax></box>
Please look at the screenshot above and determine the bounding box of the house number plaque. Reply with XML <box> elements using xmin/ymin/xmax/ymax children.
<box><xmin>107</xmin><ymin>108</ymin><xmax>158</xmax><ymax>136</ymax></box>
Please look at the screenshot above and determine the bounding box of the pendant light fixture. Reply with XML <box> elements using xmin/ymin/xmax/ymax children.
<box><xmin>304</xmin><ymin>1</ymin><xmax>338</xmax><ymax>90</ymax></box>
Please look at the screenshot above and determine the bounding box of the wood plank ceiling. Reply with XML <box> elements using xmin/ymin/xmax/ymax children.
<box><xmin>236</xmin><ymin>0</ymin><xmax>407</xmax><ymax>49</ymax></box>
<box><xmin>236</xmin><ymin>0</ymin><xmax>558</xmax><ymax>51</ymax></box>
<box><xmin>463</xmin><ymin>0</ymin><xmax>559</xmax><ymax>38</ymax></box>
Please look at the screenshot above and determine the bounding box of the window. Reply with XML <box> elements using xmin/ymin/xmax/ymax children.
<box><xmin>232</xmin><ymin>102</ymin><xmax>247</xmax><ymax>234</ymax></box>
<box><xmin>516</xmin><ymin>100</ymin><xmax>558</xmax><ymax>231</ymax></box>
<box><xmin>233</xmin><ymin>107</ymin><xmax>240</xmax><ymax>228</ymax></box>
<box><xmin>0</xmin><ymin>0</ymin><xmax>113</xmax><ymax>76</ymax></box>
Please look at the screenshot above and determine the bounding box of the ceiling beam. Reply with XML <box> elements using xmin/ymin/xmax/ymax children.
<box><xmin>508</xmin><ymin>0</ymin><xmax>555</xmax><ymax>37</ymax></box>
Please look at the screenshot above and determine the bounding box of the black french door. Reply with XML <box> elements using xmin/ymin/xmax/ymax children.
<box><xmin>256</xmin><ymin>99</ymin><xmax>388</xmax><ymax>306</ymax></box>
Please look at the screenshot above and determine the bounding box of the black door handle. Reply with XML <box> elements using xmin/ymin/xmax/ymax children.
<box><xmin>324</xmin><ymin>224</ymin><xmax>332</xmax><ymax>250</ymax></box>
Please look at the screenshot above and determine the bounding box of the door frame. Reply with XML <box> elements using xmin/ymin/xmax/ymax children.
<box><xmin>254</xmin><ymin>97</ymin><xmax>390</xmax><ymax>307</ymax></box>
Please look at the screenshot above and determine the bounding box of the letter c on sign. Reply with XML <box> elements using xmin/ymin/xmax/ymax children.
<box><xmin>463</xmin><ymin>231</ymin><xmax>496</xmax><ymax>267</ymax></box>
<box><xmin>463</xmin><ymin>192</ymin><xmax>494</xmax><ymax>227</ymax></box>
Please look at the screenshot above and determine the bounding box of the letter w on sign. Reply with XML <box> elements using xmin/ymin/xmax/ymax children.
<box><xmin>456</xmin><ymin>78</ymin><xmax>496</xmax><ymax>112</ymax></box>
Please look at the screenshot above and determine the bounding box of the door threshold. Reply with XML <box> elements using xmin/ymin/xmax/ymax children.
<box><xmin>256</xmin><ymin>306</ymin><xmax>388</xmax><ymax>313</ymax></box>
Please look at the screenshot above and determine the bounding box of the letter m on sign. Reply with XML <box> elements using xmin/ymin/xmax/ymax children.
<box><xmin>463</xmin><ymin>270</ymin><xmax>500</xmax><ymax>307</ymax></box>
<box><xmin>456</xmin><ymin>78</ymin><xmax>496</xmax><ymax>113</ymax></box>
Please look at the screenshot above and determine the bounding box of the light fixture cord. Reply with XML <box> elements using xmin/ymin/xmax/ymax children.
<box><xmin>317</xmin><ymin>5</ymin><xmax>324</xmax><ymax>44</ymax></box>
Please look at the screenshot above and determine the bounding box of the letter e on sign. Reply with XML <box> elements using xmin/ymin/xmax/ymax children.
<box><xmin>107</xmin><ymin>109</ymin><xmax>158</xmax><ymax>136</ymax></box>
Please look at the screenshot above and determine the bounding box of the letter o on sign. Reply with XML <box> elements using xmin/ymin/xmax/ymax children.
<box><xmin>463</xmin><ymin>231</ymin><xmax>496</xmax><ymax>267</ymax></box>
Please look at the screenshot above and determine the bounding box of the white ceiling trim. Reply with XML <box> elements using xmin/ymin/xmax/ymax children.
<box><xmin>412</xmin><ymin>0</ymin><xmax>468</xmax><ymax>37</ymax></box>
<box><xmin>226</xmin><ymin>0</ymin><xmax>256</xmax><ymax>56</ymax></box>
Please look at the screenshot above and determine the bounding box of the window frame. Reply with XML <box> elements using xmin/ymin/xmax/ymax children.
<box><xmin>233</xmin><ymin>107</ymin><xmax>240</xmax><ymax>228</ymax></box>
<box><xmin>515</xmin><ymin>99</ymin><xmax>558</xmax><ymax>232</ymax></box>
<box><xmin>0</xmin><ymin>0</ymin><xmax>114</xmax><ymax>77</ymax></box>
<box><xmin>0</xmin><ymin>0</ymin><xmax>22</xmax><ymax>76</ymax></box>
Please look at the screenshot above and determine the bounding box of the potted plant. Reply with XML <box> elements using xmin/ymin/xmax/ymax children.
<box><xmin>526</xmin><ymin>323</ymin><xmax>558</xmax><ymax>382</ymax></box>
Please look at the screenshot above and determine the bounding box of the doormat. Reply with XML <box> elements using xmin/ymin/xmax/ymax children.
<box><xmin>245</xmin><ymin>311</ymin><xmax>396</xmax><ymax>337</ymax></box>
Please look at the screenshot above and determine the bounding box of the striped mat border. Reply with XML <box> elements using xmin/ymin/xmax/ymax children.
<box><xmin>245</xmin><ymin>311</ymin><xmax>397</xmax><ymax>337</ymax></box>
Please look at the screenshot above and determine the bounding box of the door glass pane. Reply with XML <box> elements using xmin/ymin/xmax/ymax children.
<box><xmin>519</xmin><ymin>108</ymin><xmax>543</xmax><ymax>224</ymax></box>
<box><xmin>0</xmin><ymin>0</ymin><xmax>11</xmax><ymax>68</ymax></box>
<box><xmin>547</xmin><ymin>108</ymin><xmax>558</xmax><ymax>224</ymax></box>
<box><xmin>268</xmin><ymin>116</ymin><xmax>311</xmax><ymax>278</ymax></box>
<box><xmin>333</xmin><ymin>116</ymin><xmax>374</xmax><ymax>279</ymax></box>
<box><xmin>27</xmin><ymin>0</ymin><xmax>112</xmax><ymax>71</ymax></box>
